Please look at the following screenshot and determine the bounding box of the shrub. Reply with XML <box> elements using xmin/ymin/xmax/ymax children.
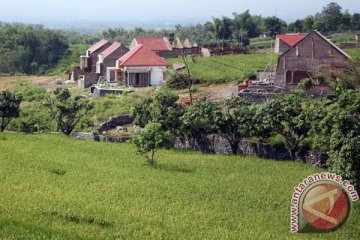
<box><xmin>17</xmin><ymin>82</ymin><xmax>47</xmax><ymax>101</ymax></box>
<box><xmin>298</xmin><ymin>78</ymin><xmax>313</xmax><ymax>90</ymax></box>
<box><xmin>7</xmin><ymin>104</ymin><xmax>54</xmax><ymax>133</ymax></box>
<box><xmin>132</xmin><ymin>122</ymin><xmax>173</xmax><ymax>166</ymax></box>
<box><xmin>0</xmin><ymin>90</ymin><xmax>22</xmax><ymax>132</ymax></box>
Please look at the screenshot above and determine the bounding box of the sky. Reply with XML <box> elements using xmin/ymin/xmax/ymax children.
<box><xmin>0</xmin><ymin>0</ymin><xmax>359</xmax><ymax>25</ymax></box>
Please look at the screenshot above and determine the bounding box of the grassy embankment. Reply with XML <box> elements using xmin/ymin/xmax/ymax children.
<box><xmin>166</xmin><ymin>53</ymin><xmax>276</xmax><ymax>84</ymax></box>
<box><xmin>0</xmin><ymin>133</ymin><xmax>359</xmax><ymax>239</ymax></box>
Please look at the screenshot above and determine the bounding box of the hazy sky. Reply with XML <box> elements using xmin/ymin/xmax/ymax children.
<box><xmin>0</xmin><ymin>0</ymin><xmax>359</xmax><ymax>23</ymax></box>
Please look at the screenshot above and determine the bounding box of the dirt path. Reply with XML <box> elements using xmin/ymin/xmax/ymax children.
<box><xmin>203</xmin><ymin>83</ymin><xmax>238</xmax><ymax>100</ymax></box>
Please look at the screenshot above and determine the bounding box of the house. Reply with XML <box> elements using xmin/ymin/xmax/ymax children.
<box><xmin>74</xmin><ymin>40</ymin><xmax>130</xmax><ymax>88</ymax></box>
<box><xmin>275</xmin><ymin>30</ymin><xmax>351</xmax><ymax>91</ymax></box>
<box><xmin>96</xmin><ymin>42</ymin><xmax>129</xmax><ymax>81</ymax></box>
<box><xmin>129</xmin><ymin>37</ymin><xmax>177</xmax><ymax>58</ymax></box>
<box><xmin>130</xmin><ymin>36</ymin><xmax>201</xmax><ymax>58</ymax></box>
<box><xmin>106</xmin><ymin>44</ymin><xmax>167</xmax><ymax>87</ymax></box>
<box><xmin>275</xmin><ymin>33</ymin><xmax>306</xmax><ymax>54</ymax></box>
<box><xmin>356</xmin><ymin>33</ymin><xmax>360</xmax><ymax>45</ymax></box>
<box><xmin>80</xmin><ymin>39</ymin><xmax>112</xmax><ymax>72</ymax></box>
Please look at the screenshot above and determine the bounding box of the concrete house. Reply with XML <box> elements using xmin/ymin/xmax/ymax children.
<box><xmin>107</xmin><ymin>44</ymin><xmax>167</xmax><ymax>87</ymax></box>
<box><xmin>275</xmin><ymin>33</ymin><xmax>306</xmax><ymax>54</ymax></box>
<box><xmin>96</xmin><ymin>42</ymin><xmax>129</xmax><ymax>81</ymax></box>
<box><xmin>275</xmin><ymin>30</ymin><xmax>351</xmax><ymax>91</ymax></box>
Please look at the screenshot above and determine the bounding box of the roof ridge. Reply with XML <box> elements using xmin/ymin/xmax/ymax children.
<box><xmin>118</xmin><ymin>44</ymin><xmax>144</xmax><ymax>66</ymax></box>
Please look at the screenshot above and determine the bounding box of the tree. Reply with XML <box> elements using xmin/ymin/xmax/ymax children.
<box><xmin>132</xmin><ymin>97</ymin><xmax>153</xmax><ymax>128</ymax></box>
<box><xmin>0</xmin><ymin>90</ymin><xmax>22</xmax><ymax>132</ymax></box>
<box><xmin>288</xmin><ymin>19</ymin><xmax>304</xmax><ymax>33</ymax></box>
<box><xmin>264</xmin><ymin>17</ymin><xmax>287</xmax><ymax>37</ymax></box>
<box><xmin>132</xmin><ymin>122</ymin><xmax>172</xmax><ymax>166</ymax></box>
<box><xmin>303</xmin><ymin>16</ymin><xmax>315</xmax><ymax>32</ymax></box>
<box><xmin>132</xmin><ymin>92</ymin><xmax>184</xmax><ymax>136</ymax></box>
<box><xmin>151</xmin><ymin>91</ymin><xmax>184</xmax><ymax>136</ymax></box>
<box><xmin>341</xmin><ymin>10</ymin><xmax>352</xmax><ymax>30</ymax></box>
<box><xmin>181</xmin><ymin>99</ymin><xmax>220</xmax><ymax>148</ymax></box>
<box><xmin>320</xmin><ymin>2</ymin><xmax>342</xmax><ymax>32</ymax></box>
<box><xmin>351</xmin><ymin>13</ymin><xmax>360</xmax><ymax>31</ymax></box>
<box><xmin>214</xmin><ymin>98</ymin><xmax>257</xmax><ymax>154</ymax></box>
<box><xmin>257</xmin><ymin>93</ymin><xmax>315</xmax><ymax>160</ymax></box>
<box><xmin>212</xmin><ymin>17</ymin><xmax>233</xmax><ymax>47</ymax></box>
<box><xmin>44</xmin><ymin>88</ymin><xmax>93</xmax><ymax>135</ymax></box>
<box><xmin>320</xmin><ymin>90</ymin><xmax>360</xmax><ymax>190</ymax></box>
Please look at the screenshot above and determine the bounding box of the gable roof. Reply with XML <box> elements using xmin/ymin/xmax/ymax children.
<box><xmin>134</xmin><ymin>37</ymin><xmax>172</xmax><ymax>51</ymax></box>
<box><xmin>87</xmin><ymin>39</ymin><xmax>109</xmax><ymax>53</ymax></box>
<box><xmin>281</xmin><ymin>30</ymin><xmax>351</xmax><ymax>59</ymax></box>
<box><xmin>276</xmin><ymin>33</ymin><xmax>306</xmax><ymax>47</ymax></box>
<box><xmin>183</xmin><ymin>38</ymin><xmax>192</xmax><ymax>48</ymax></box>
<box><xmin>99</xmin><ymin>42</ymin><xmax>126</xmax><ymax>59</ymax></box>
<box><xmin>118</xmin><ymin>44</ymin><xmax>167</xmax><ymax>67</ymax></box>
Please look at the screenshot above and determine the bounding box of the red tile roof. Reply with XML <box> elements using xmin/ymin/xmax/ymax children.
<box><xmin>87</xmin><ymin>39</ymin><xmax>109</xmax><ymax>53</ymax></box>
<box><xmin>99</xmin><ymin>42</ymin><xmax>123</xmax><ymax>59</ymax></box>
<box><xmin>118</xmin><ymin>44</ymin><xmax>167</xmax><ymax>67</ymax></box>
<box><xmin>276</xmin><ymin>33</ymin><xmax>307</xmax><ymax>47</ymax></box>
<box><xmin>135</xmin><ymin>37</ymin><xmax>172</xmax><ymax>51</ymax></box>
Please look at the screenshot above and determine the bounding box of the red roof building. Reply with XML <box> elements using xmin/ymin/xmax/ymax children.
<box><xmin>131</xmin><ymin>37</ymin><xmax>172</xmax><ymax>51</ymax></box>
<box><xmin>275</xmin><ymin>33</ymin><xmax>307</xmax><ymax>54</ymax></box>
<box><xmin>118</xmin><ymin>44</ymin><xmax>167</xmax><ymax>67</ymax></box>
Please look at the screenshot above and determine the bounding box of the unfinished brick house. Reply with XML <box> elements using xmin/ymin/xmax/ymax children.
<box><xmin>275</xmin><ymin>30</ymin><xmax>351</xmax><ymax>91</ymax></box>
<box><xmin>275</xmin><ymin>33</ymin><xmax>306</xmax><ymax>54</ymax></box>
<box><xmin>96</xmin><ymin>42</ymin><xmax>129</xmax><ymax>81</ymax></box>
<box><xmin>81</xmin><ymin>39</ymin><xmax>111</xmax><ymax>72</ymax></box>
<box><xmin>74</xmin><ymin>40</ymin><xmax>129</xmax><ymax>88</ymax></box>
<box><xmin>107</xmin><ymin>44</ymin><xmax>167</xmax><ymax>87</ymax></box>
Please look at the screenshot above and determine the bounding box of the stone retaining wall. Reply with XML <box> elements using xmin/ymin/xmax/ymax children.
<box><xmin>98</xmin><ymin>114</ymin><xmax>133</xmax><ymax>133</ymax></box>
<box><xmin>175</xmin><ymin>135</ymin><xmax>328</xmax><ymax>167</ymax></box>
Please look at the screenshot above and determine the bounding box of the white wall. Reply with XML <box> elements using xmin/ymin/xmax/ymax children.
<box><xmin>150</xmin><ymin>66</ymin><xmax>166</xmax><ymax>86</ymax></box>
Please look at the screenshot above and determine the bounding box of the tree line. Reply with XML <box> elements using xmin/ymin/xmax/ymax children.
<box><xmin>0</xmin><ymin>23</ymin><xmax>69</xmax><ymax>75</ymax></box>
<box><xmin>102</xmin><ymin>2</ymin><xmax>360</xmax><ymax>48</ymax></box>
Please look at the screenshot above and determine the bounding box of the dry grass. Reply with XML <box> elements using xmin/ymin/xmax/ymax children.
<box><xmin>0</xmin><ymin>76</ymin><xmax>58</xmax><ymax>91</ymax></box>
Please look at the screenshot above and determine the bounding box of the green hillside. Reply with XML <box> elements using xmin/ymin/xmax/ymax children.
<box><xmin>0</xmin><ymin>134</ymin><xmax>359</xmax><ymax>239</ymax></box>
<box><xmin>167</xmin><ymin>54</ymin><xmax>276</xmax><ymax>84</ymax></box>
<box><xmin>47</xmin><ymin>44</ymin><xmax>89</xmax><ymax>76</ymax></box>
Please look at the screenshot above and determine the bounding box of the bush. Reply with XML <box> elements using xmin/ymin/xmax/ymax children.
<box><xmin>17</xmin><ymin>82</ymin><xmax>47</xmax><ymax>101</ymax></box>
<box><xmin>7</xmin><ymin>104</ymin><xmax>54</xmax><ymax>133</ymax></box>
<box><xmin>298</xmin><ymin>78</ymin><xmax>313</xmax><ymax>90</ymax></box>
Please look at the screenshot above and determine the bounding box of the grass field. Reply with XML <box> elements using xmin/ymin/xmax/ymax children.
<box><xmin>167</xmin><ymin>54</ymin><xmax>276</xmax><ymax>84</ymax></box>
<box><xmin>345</xmin><ymin>48</ymin><xmax>360</xmax><ymax>60</ymax></box>
<box><xmin>0</xmin><ymin>133</ymin><xmax>359</xmax><ymax>239</ymax></box>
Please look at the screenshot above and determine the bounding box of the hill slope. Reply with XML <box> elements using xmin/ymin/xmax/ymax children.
<box><xmin>167</xmin><ymin>54</ymin><xmax>276</xmax><ymax>84</ymax></box>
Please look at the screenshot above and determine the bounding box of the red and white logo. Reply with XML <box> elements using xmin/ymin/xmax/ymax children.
<box><xmin>290</xmin><ymin>172</ymin><xmax>359</xmax><ymax>233</ymax></box>
<box><xmin>301</xmin><ymin>182</ymin><xmax>350</xmax><ymax>231</ymax></box>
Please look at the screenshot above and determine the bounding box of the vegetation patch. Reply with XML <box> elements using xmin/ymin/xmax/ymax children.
<box><xmin>48</xmin><ymin>211</ymin><xmax>113</xmax><ymax>228</ymax></box>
